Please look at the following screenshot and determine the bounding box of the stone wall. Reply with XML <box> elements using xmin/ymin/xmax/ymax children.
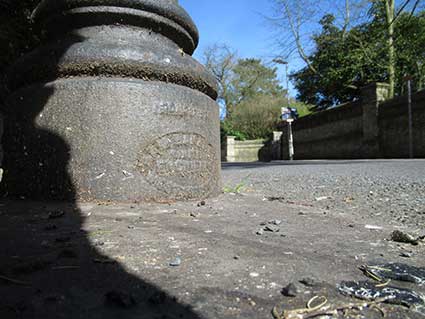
<box><xmin>281</xmin><ymin>83</ymin><xmax>425</xmax><ymax>160</ymax></box>
<box><xmin>379</xmin><ymin>90</ymin><xmax>425</xmax><ymax>158</ymax></box>
<box><xmin>225</xmin><ymin>137</ymin><xmax>266</xmax><ymax>162</ymax></box>
<box><xmin>284</xmin><ymin>101</ymin><xmax>364</xmax><ymax>159</ymax></box>
<box><xmin>224</xmin><ymin>132</ymin><xmax>282</xmax><ymax>162</ymax></box>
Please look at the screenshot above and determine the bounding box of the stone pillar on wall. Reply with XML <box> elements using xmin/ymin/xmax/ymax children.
<box><xmin>361</xmin><ymin>83</ymin><xmax>390</xmax><ymax>158</ymax></box>
<box><xmin>226</xmin><ymin>136</ymin><xmax>236</xmax><ymax>162</ymax></box>
<box><xmin>280</xmin><ymin>124</ymin><xmax>290</xmax><ymax>160</ymax></box>
<box><xmin>272</xmin><ymin>131</ymin><xmax>283</xmax><ymax>160</ymax></box>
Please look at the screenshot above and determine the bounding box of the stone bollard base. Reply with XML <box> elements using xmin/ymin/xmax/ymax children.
<box><xmin>3</xmin><ymin>78</ymin><xmax>221</xmax><ymax>202</ymax></box>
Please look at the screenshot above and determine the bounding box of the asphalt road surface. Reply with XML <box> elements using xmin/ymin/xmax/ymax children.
<box><xmin>0</xmin><ymin>159</ymin><xmax>424</xmax><ymax>319</ymax></box>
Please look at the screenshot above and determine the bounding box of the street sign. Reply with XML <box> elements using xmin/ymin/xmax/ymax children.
<box><xmin>281</xmin><ymin>107</ymin><xmax>299</xmax><ymax>122</ymax></box>
<box><xmin>281</xmin><ymin>107</ymin><xmax>292</xmax><ymax>121</ymax></box>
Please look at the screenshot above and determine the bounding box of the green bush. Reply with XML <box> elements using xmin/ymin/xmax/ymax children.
<box><xmin>225</xmin><ymin>95</ymin><xmax>284</xmax><ymax>140</ymax></box>
<box><xmin>220</xmin><ymin>121</ymin><xmax>247</xmax><ymax>142</ymax></box>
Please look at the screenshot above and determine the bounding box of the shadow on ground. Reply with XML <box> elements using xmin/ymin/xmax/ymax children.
<box><xmin>0</xmin><ymin>200</ymin><xmax>202</xmax><ymax>319</ymax></box>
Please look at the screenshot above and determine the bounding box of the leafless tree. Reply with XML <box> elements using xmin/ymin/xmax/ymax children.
<box><xmin>202</xmin><ymin>43</ymin><xmax>238</xmax><ymax>116</ymax></box>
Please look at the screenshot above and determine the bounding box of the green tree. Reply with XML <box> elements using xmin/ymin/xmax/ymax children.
<box><xmin>292</xmin><ymin>14</ymin><xmax>384</xmax><ymax>108</ymax></box>
<box><xmin>228</xmin><ymin>59</ymin><xmax>284</xmax><ymax>105</ymax></box>
<box><xmin>271</xmin><ymin>0</ymin><xmax>423</xmax><ymax>109</ymax></box>
<box><xmin>393</xmin><ymin>11</ymin><xmax>425</xmax><ymax>92</ymax></box>
<box><xmin>220</xmin><ymin>58</ymin><xmax>287</xmax><ymax>139</ymax></box>
<box><xmin>202</xmin><ymin>44</ymin><xmax>237</xmax><ymax>117</ymax></box>
<box><xmin>292</xmin><ymin>6</ymin><xmax>425</xmax><ymax>109</ymax></box>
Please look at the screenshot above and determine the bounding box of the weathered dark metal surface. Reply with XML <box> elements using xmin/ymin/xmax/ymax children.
<box><xmin>2</xmin><ymin>0</ymin><xmax>221</xmax><ymax>202</ymax></box>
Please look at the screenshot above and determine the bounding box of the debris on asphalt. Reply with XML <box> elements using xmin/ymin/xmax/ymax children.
<box><xmin>190</xmin><ymin>212</ymin><xmax>200</xmax><ymax>218</ymax></box>
<box><xmin>258</xmin><ymin>220</ymin><xmax>282</xmax><ymax>234</ymax></box>
<box><xmin>197</xmin><ymin>200</ymin><xmax>206</xmax><ymax>207</ymax></box>
<box><xmin>365</xmin><ymin>224</ymin><xmax>384</xmax><ymax>230</ymax></box>
<box><xmin>264</xmin><ymin>225</ymin><xmax>280</xmax><ymax>233</ymax></box>
<box><xmin>249</xmin><ymin>299</ymin><xmax>256</xmax><ymax>306</ymax></box>
<box><xmin>105</xmin><ymin>290</ymin><xmax>137</xmax><ymax>308</ymax></box>
<box><xmin>169</xmin><ymin>257</ymin><xmax>181</xmax><ymax>267</ymax></box>
<box><xmin>269</xmin><ymin>219</ymin><xmax>282</xmax><ymax>226</ymax></box>
<box><xmin>400</xmin><ymin>252</ymin><xmax>413</xmax><ymax>258</ymax></box>
<box><xmin>338</xmin><ymin>280</ymin><xmax>425</xmax><ymax>311</ymax></box>
<box><xmin>299</xmin><ymin>277</ymin><xmax>321</xmax><ymax>287</ymax></box>
<box><xmin>344</xmin><ymin>197</ymin><xmax>355</xmax><ymax>203</ymax></box>
<box><xmin>93</xmin><ymin>240</ymin><xmax>105</xmax><ymax>247</ymax></box>
<box><xmin>266</xmin><ymin>197</ymin><xmax>285</xmax><ymax>202</ymax></box>
<box><xmin>315</xmin><ymin>196</ymin><xmax>329</xmax><ymax>202</ymax></box>
<box><xmin>361</xmin><ymin>263</ymin><xmax>425</xmax><ymax>285</ymax></box>
<box><xmin>281</xmin><ymin>283</ymin><xmax>299</xmax><ymax>297</ymax></box>
<box><xmin>48</xmin><ymin>210</ymin><xmax>65</xmax><ymax>219</ymax></box>
<box><xmin>390</xmin><ymin>230</ymin><xmax>420</xmax><ymax>245</ymax></box>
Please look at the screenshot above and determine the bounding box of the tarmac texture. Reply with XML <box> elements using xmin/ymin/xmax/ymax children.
<box><xmin>0</xmin><ymin>160</ymin><xmax>424</xmax><ymax>319</ymax></box>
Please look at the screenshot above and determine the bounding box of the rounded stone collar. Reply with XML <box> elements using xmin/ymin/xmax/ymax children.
<box><xmin>33</xmin><ymin>0</ymin><xmax>199</xmax><ymax>51</ymax></box>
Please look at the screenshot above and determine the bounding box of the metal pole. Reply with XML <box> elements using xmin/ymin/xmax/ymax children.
<box><xmin>288</xmin><ymin>121</ymin><xmax>294</xmax><ymax>161</ymax></box>
<box><xmin>407</xmin><ymin>79</ymin><xmax>413</xmax><ymax>158</ymax></box>
<box><xmin>284</xmin><ymin>62</ymin><xmax>294</xmax><ymax>160</ymax></box>
<box><xmin>273</xmin><ymin>58</ymin><xmax>295</xmax><ymax>161</ymax></box>
<box><xmin>285</xmin><ymin>63</ymin><xmax>290</xmax><ymax>108</ymax></box>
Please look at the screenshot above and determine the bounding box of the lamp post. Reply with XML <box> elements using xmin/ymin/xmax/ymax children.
<box><xmin>404</xmin><ymin>75</ymin><xmax>414</xmax><ymax>159</ymax></box>
<box><xmin>273</xmin><ymin>58</ymin><xmax>294</xmax><ymax>161</ymax></box>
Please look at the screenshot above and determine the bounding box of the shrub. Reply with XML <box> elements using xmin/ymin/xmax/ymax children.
<box><xmin>226</xmin><ymin>95</ymin><xmax>284</xmax><ymax>140</ymax></box>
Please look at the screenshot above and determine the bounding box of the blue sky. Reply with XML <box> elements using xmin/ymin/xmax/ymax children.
<box><xmin>180</xmin><ymin>0</ymin><xmax>276</xmax><ymax>61</ymax></box>
<box><xmin>179</xmin><ymin>0</ymin><xmax>298</xmax><ymax>96</ymax></box>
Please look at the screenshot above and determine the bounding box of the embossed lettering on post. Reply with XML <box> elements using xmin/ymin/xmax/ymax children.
<box><xmin>155</xmin><ymin>102</ymin><xmax>207</xmax><ymax>119</ymax></box>
<box><xmin>137</xmin><ymin>132</ymin><xmax>218</xmax><ymax>198</ymax></box>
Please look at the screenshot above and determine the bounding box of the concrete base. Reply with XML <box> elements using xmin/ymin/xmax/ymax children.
<box><xmin>3</xmin><ymin>78</ymin><xmax>221</xmax><ymax>201</ymax></box>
